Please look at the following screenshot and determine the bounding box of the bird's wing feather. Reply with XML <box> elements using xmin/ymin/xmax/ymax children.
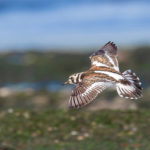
<box><xmin>69</xmin><ymin>78</ymin><xmax>110</xmax><ymax>108</ymax></box>
<box><xmin>89</xmin><ymin>41</ymin><xmax>119</xmax><ymax>71</ymax></box>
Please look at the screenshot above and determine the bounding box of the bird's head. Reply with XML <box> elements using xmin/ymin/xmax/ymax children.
<box><xmin>63</xmin><ymin>73</ymin><xmax>79</xmax><ymax>85</ymax></box>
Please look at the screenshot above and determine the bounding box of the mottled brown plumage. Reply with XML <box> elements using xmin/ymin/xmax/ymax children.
<box><xmin>64</xmin><ymin>41</ymin><xmax>142</xmax><ymax>108</ymax></box>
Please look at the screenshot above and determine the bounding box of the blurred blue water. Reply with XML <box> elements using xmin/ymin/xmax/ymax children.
<box><xmin>0</xmin><ymin>81</ymin><xmax>146</xmax><ymax>92</ymax></box>
<box><xmin>1</xmin><ymin>81</ymin><xmax>64</xmax><ymax>92</ymax></box>
<box><xmin>0</xmin><ymin>0</ymin><xmax>150</xmax><ymax>50</ymax></box>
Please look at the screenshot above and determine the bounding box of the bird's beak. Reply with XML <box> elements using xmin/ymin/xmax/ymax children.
<box><xmin>63</xmin><ymin>81</ymin><xmax>69</xmax><ymax>85</ymax></box>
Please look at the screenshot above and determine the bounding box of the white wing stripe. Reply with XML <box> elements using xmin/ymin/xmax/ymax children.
<box><xmin>81</xmin><ymin>82</ymin><xmax>108</xmax><ymax>96</ymax></box>
<box><xmin>94</xmin><ymin>71</ymin><xmax>123</xmax><ymax>81</ymax></box>
<box><xmin>106</xmin><ymin>54</ymin><xmax>115</xmax><ymax>66</ymax></box>
<box><xmin>105</xmin><ymin>53</ymin><xmax>119</xmax><ymax>71</ymax></box>
<box><xmin>92</xmin><ymin>61</ymin><xmax>108</xmax><ymax>67</ymax></box>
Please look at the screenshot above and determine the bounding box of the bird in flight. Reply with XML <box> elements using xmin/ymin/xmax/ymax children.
<box><xmin>64</xmin><ymin>42</ymin><xmax>142</xmax><ymax>108</ymax></box>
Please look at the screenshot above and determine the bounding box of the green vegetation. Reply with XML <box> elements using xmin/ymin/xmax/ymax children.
<box><xmin>0</xmin><ymin>109</ymin><xmax>150</xmax><ymax>150</ymax></box>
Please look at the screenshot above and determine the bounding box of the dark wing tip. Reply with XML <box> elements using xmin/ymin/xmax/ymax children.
<box><xmin>89</xmin><ymin>41</ymin><xmax>117</xmax><ymax>59</ymax></box>
<box><xmin>101</xmin><ymin>41</ymin><xmax>117</xmax><ymax>55</ymax></box>
<box><xmin>103</xmin><ymin>41</ymin><xmax>117</xmax><ymax>50</ymax></box>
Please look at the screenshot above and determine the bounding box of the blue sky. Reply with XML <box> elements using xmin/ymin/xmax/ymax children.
<box><xmin>0</xmin><ymin>0</ymin><xmax>150</xmax><ymax>50</ymax></box>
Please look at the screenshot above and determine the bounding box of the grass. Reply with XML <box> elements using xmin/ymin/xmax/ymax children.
<box><xmin>0</xmin><ymin>109</ymin><xmax>150</xmax><ymax>150</ymax></box>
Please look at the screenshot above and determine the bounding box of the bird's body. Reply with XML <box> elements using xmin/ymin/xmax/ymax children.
<box><xmin>64</xmin><ymin>42</ymin><xmax>142</xmax><ymax>108</ymax></box>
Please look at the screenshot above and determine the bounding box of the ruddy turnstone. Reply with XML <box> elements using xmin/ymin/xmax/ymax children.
<box><xmin>64</xmin><ymin>41</ymin><xmax>142</xmax><ymax>108</ymax></box>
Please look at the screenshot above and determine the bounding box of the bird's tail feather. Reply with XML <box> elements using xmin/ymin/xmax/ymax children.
<box><xmin>116</xmin><ymin>69</ymin><xmax>142</xmax><ymax>99</ymax></box>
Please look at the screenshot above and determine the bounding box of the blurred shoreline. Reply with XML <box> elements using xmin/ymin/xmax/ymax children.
<box><xmin>0</xmin><ymin>46</ymin><xmax>149</xmax><ymax>111</ymax></box>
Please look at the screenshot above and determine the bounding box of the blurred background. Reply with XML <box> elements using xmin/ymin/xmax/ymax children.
<box><xmin>0</xmin><ymin>0</ymin><xmax>150</xmax><ymax>150</ymax></box>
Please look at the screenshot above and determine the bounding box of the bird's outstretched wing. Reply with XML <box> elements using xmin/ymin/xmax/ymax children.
<box><xmin>89</xmin><ymin>41</ymin><xmax>119</xmax><ymax>71</ymax></box>
<box><xmin>69</xmin><ymin>77</ymin><xmax>110</xmax><ymax>108</ymax></box>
